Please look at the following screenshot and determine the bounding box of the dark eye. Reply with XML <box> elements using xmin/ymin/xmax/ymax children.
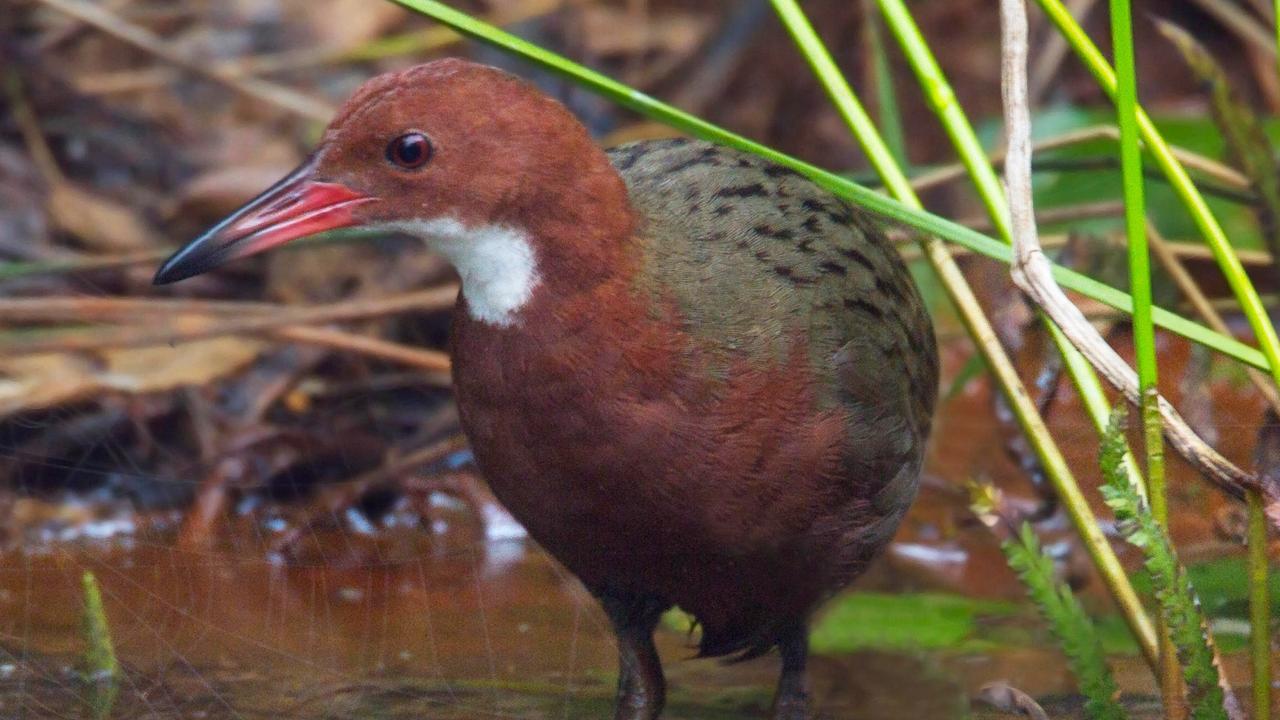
<box><xmin>386</xmin><ymin>132</ymin><xmax>433</xmax><ymax>169</ymax></box>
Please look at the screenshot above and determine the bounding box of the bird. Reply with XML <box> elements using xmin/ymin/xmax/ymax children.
<box><xmin>154</xmin><ymin>58</ymin><xmax>938</xmax><ymax>720</ymax></box>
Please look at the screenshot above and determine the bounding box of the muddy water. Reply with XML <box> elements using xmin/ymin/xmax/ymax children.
<box><xmin>0</xmin><ymin>329</ymin><xmax>1271</xmax><ymax>719</ymax></box>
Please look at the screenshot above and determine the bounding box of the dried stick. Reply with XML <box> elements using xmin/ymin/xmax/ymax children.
<box><xmin>0</xmin><ymin>295</ymin><xmax>280</xmax><ymax>321</ymax></box>
<box><xmin>1148</xmin><ymin>221</ymin><xmax>1280</xmax><ymax>413</ymax></box>
<box><xmin>1028</xmin><ymin>0</ymin><xmax>1098</xmax><ymax>105</ymax></box>
<box><xmin>960</xmin><ymin>199</ymin><xmax>1124</xmax><ymax>234</ymax></box>
<box><xmin>895</xmin><ymin>231</ymin><xmax>1276</xmax><ymax>269</ymax></box>
<box><xmin>73</xmin><ymin>0</ymin><xmax>561</xmax><ymax>95</ymax></box>
<box><xmin>1190</xmin><ymin>0</ymin><xmax>1275</xmax><ymax>58</ymax></box>
<box><xmin>271</xmin><ymin>325</ymin><xmax>450</xmax><ymax>372</ymax></box>
<box><xmin>0</xmin><ymin>286</ymin><xmax>458</xmax><ymax>356</ymax></box>
<box><xmin>999</xmin><ymin>0</ymin><xmax>1276</xmax><ymax>519</ymax></box>
<box><xmin>909</xmin><ymin>124</ymin><xmax>1250</xmax><ymax>195</ymax></box>
<box><xmin>33</xmin><ymin>0</ymin><xmax>334</xmax><ymax>121</ymax></box>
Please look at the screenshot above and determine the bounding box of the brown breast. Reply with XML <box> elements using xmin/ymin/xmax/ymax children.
<box><xmin>449</xmin><ymin>138</ymin><xmax>938</xmax><ymax>658</ymax></box>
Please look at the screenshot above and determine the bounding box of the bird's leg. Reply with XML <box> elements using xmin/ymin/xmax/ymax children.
<box><xmin>598</xmin><ymin>591</ymin><xmax>669</xmax><ymax>720</ymax></box>
<box><xmin>771</xmin><ymin>624</ymin><xmax>811</xmax><ymax>720</ymax></box>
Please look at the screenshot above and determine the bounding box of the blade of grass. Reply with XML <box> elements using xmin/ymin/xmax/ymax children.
<box><xmin>1036</xmin><ymin>2</ymin><xmax>1274</xmax><ymax>713</ymax></box>
<box><xmin>863</xmin><ymin>0</ymin><xmax>907</xmax><ymax>168</ymax></box>
<box><xmin>1262</xmin><ymin>10</ymin><xmax>1278</xmax><ymax>717</ymax></box>
<box><xmin>81</xmin><ymin>572</ymin><xmax>119</xmax><ymax>720</ymax></box>
<box><xmin>384</xmin><ymin>0</ymin><xmax>1269</xmax><ymax>374</ymax></box>
<box><xmin>771</xmin><ymin>0</ymin><xmax>1159</xmax><ymax>669</ymax></box>
<box><xmin>1109</xmin><ymin>0</ymin><xmax>1181</xmax><ymax>714</ymax></box>
<box><xmin>1035</xmin><ymin>0</ymin><xmax>1280</xmax><ymax>390</ymax></box>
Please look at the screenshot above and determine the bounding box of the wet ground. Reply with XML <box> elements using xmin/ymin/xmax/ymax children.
<box><xmin>0</xmin><ymin>328</ymin><xmax>1274</xmax><ymax>719</ymax></box>
<box><xmin>0</xmin><ymin>541</ymin><xmax>1166</xmax><ymax>719</ymax></box>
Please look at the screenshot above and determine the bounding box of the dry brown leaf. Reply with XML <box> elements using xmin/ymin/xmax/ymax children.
<box><xmin>46</xmin><ymin>182</ymin><xmax>159</xmax><ymax>252</ymax></box>
<box><xmin>579</xmin><ymin>7</ymin><xmax>710</xmax><ymax>57</ymax></box>
<box><xmin>0</xmin><ymin>337</ymin><xmax>265</xmax><ymax>416</ymax></box>
<box><xmin>166</xmin><ymin>164</ymin><xmax>298</xmax><ymax>223</ymax></box>
<box><xmin>975</xmin><ymin>681</ymin><xmax>1049</xmax><ymax>720</ymax></box>
<box><xmin>302</xmin><ymin>0</ymin><xmax>409</xmax><ymax>49</ymax></box>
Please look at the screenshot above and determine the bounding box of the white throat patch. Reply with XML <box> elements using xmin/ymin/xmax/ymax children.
<box><xmin>389</xmin><ymin>217</ymin><xmax>539</xmax><ymax>327</ymax></box>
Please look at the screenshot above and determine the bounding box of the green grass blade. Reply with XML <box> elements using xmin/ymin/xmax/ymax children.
<box><xmin>1109</xmin><ymin>0</ymin><xmax>1177</xmax><ymax>710</ymax></box>
<box><xmin>386</xmin><ymin>0</ymin><xmax>1268</xmax><ymax>372</ymax></box>
<box><xmin>770</xmin><ymin>0</ymin><xmax>1158</xmax><ymax>668</ymax></box>
<box><xmin>1036</xmin><ymin>0</ymin><xmax>1280</xmax><ymax>389</ymax></box>
<box><xmin>864</xmin><ymin>1</ymin><xmax>907</xmax><ymax>168</ymax></box>
<box><xmin>81</xmin><ymin>572</ymin><xmax>119</xmax><ymax>720</ymax></box>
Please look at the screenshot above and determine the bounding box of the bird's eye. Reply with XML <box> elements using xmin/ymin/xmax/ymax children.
<box><xmin>386</xmin><ymin>132</ymin><xmax>433</xmax><ymax>169</ymax></box>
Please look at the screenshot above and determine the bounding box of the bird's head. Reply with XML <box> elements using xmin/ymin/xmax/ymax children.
<box><xmin>155</xmin><ymin>59</ymin><xmax>625</xmax><ymax>324</ymax></box>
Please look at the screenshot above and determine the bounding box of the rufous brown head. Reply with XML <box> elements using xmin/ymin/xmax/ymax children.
<box><xmin>153</xmin><ymin>59</ymin><xmax>621</xmax><ymax>315</ymax></box>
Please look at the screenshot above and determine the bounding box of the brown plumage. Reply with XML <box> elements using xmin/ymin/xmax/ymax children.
<box><xmin>155</xmin><ymin>59</ymin><xmax>939</xmax><ymax>720</ymax></box>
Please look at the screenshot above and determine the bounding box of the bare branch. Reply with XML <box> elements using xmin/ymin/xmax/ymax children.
<box><xmin>998</xmin><ymin>0</ymin><xmax>1276</xmax><ymax>519</ymax></box>
<box><xmin>34</xmin><ymin>0</ymin><xmax>334</xmax><ymax>121</ymax></box>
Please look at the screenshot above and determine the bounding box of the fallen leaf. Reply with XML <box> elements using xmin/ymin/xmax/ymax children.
<box><xmin>0</xmin><ymin>337</ymin><xmax>265</xmax><ymax>416</ymax></box>
<box><xmin>46</xmin><ymin>182</ymin><xmax>158</xmax><ymax>252</ymax></box>
<box><xmin>975</xmin><ymin>681</ymin><xmax>1049</xmax><ymax>720</ymax></box>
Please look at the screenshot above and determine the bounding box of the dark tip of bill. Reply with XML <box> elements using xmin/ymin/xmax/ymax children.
<box><xmin>152</xmin><ymin>250</ymin><xmax>202</xmax><ymax>286</ymax></box>
<box><xmin>151</xmin><ymin>259</ymin><xmax>183</xmax><ymax>286</ymax></box>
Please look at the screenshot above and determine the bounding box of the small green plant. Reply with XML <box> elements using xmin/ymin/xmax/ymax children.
<box><xmin>81</xmin><ymin>571</ymin><xmax>119</xmax><ymax>720</ymax></box>
<box><xmin>1100</xmin><ymin>409</ymin><xmax>1228</xmax><ymax>720</ymax></box>
<box><xmin>1002</xmin><ymin>523</ymin><xmax>1126</xmax><ymax>720</ymax></box>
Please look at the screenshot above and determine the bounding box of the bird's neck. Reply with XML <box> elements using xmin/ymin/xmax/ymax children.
<box><xmin>401</xmin><ymin>159</ymin><xmax>639</xmax><ymax>329</ymax></box>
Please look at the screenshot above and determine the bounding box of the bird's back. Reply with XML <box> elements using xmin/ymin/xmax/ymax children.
<box><xmin>610</xmin><ymin>138</ymin><xmax>937</xmax><ymax>447</ymax></box>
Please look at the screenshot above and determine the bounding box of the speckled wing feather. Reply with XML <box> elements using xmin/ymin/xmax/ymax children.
<box><xmin>608</xmin><ymin>138</ymin><xmax>938</xmax><ymax>524</ymax></box>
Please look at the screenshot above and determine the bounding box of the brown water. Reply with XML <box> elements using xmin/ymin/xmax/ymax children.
<box><xmin>0</xmin><ymin>540</ymin><xmax>1165</xmax><ymax>719</ymax></box>
<box><xmin>0</xmin><ymin>329</ymin><xmax>1271</xmax><ymax>719</ymax></box>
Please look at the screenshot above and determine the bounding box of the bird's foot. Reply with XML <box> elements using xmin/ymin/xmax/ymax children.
<box><xmin>614</xmin><ymin>691</ymin><xmax>664</xmax><ymax>720</ymax></box>
<box><xmin>769</xmin><ymin>690</ymin><xmax>811</xmax><ymax>720</ymax></box>
<box><xmin>770</xmin><ymin>623</ymin><xmax>812</xmax><ymax>720</ymax></box>
<box><xmin>599</xmin><ymin>590</ymin><xmax>669</xmax><ymax>720</ymax></box>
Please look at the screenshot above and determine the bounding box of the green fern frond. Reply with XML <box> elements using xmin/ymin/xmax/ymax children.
<box><xmin>1100</xmin><ymin>409</ymin><xmax>1227</xmax><ymax>720</ymax></box>
<box><xmin>1002</xmin><ymin>524</ymin><xmax>1127</xmax><ymax>720</ymax></box>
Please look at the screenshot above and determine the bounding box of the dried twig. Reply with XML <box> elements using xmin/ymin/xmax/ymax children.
<box><xmin>1028</xmin><ymin>0</ymin><xmax>1097</xmax><ymax>106</ymax></box>
<box><xmin>33</xmin><ymin>0</ymin><xmax>335</xmax><ymax>121</ymax></box>
<box><xmin>959</xmin><ymin>199</ymin><xmax>1124</xmax><ymax>234</ymax></box>
<box><xmin>1189</xmin><ymin>0</ymin><xmax>1275</xmax><ymax>58</ymax></box>
<box><xmin>1148</xmin><ymin>221</ymin><xmax>1280</xmax><ymax>414</ymax></box>
<box><xmin>0</xmin><ymin>286</ymin><xmax>458</xmax><ymax>356</ymax></box>
<box><xmin>0</xmin><ymin>295</ymin><xmax>280</xmax><ymax>321</ymax></box>
<box><xmin>998</xmin><ymin>0</ymin><xmax>1277</xmax><ymax>519</ymax></box>
<box><xmin>908</xmin><ymin>124</ymin><xmax>1250</xmax><ymax>195</ymax></box>
<box><xmin>895</xmin><ymin>231</ymin><xmax>1276</xmax><ymax>268</ymax></box>
<box><xmin>73</xmin><ymin>0</ymin><xmax>562</xmax><ymax>95</ymax></box>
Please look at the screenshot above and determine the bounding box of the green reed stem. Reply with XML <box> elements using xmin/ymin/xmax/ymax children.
<box><xmin>1257</xmin><ymin>13</ymin><xmax>1278</xmax><ymax>719</ymax></box>
<box><xmin>1111</xmin><ymin>0</ymin><xmax>1157</xmax><ymax>420</ymax></box>
<box><xmin>1042</xmin><ymin>0</ymin><xmax>1274</xmax><ymax>713</ymax></box>
<box><xmin>874</xmin><ymin>0</ymin><xmax>1147</xmax><ymax>483</ymax></box>
<box><xmin>1036</xmin><ymin>0</ymin><xmax>1280</xmax><ymax>382</ymax></box>
<box><xmin>863</xmin><ymin>0</ymin><xmax>907</xmax><ymax>168</ymax></box>
<box><xmin>1249</xmin><ymin>488</ymin><xmax>1273</xmax><ymax>720</ymax></box>
<box><xmin>772</xmin><ymin>0</ymin><xmax>1159</xmax><ymax>671</ymax></box>
<box><xmin>387</xmin><ymin>0</ymin><xmax>1267</xmax><ymax>373</ymax></box>
<box><xmin>1111</xmin><ymin>1</ymin><xmax>1179</xmax><ymax>710</ymax></box>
